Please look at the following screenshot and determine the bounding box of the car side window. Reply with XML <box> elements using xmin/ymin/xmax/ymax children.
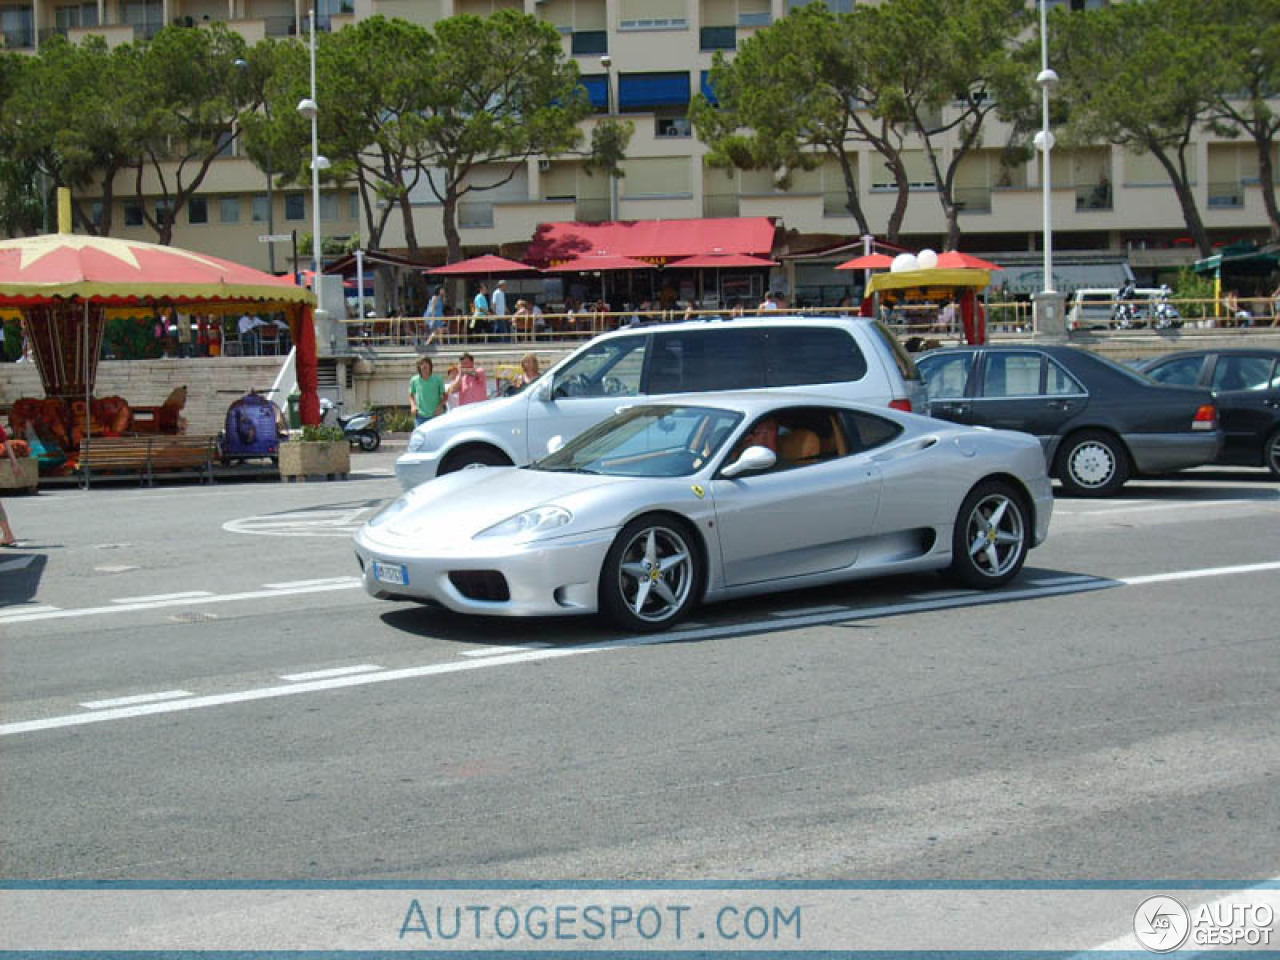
<box><xmin>1211</xmin><ymin>356</ymin><xmax>1275</xmax><ymax>392</ymax></box>
<box><xmin>764</xmin><ymin>327</ymin><xmax>868</xmax><ymax>387</ymax></box>
<box><xmin>1146</xmin><ymin>356</ymin><xmax>1205</xmax><ymax>387</ymax></box>
<box><xmin>839</xmin><ymin>409</ymin><xmax>904</xmax><ymax>453</ymax></box>
<box><xmin>1045</xmin><ymin>358</ymin><xmax>1085</xmax><ymax>396</ymax></box>
<box><xmin>725</xmin><ymin>406</ymin><xmax>865</xmax><ymax>474</ymax></box>
<box><xmin>648</xmin><ymin>328</ymin><xmax>765</xmax><ymax>394</ymax></box>
<box><xmin>918</xmin><ymin>353</ymin><xmax>973</xmax><ymax>400</ymax></box>
<box><xmin>552</xmin><ymin>336</ymin><xmax>646</xmax><ymax>398</ymax></box>
<box><xmin>982</xmin><ymin>352</ymin><xmax>1043</xmax><ymax>398</ymax></box>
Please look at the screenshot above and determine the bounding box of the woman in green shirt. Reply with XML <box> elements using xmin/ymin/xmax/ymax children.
<box><xmin>409</xmin><ymin>356</ymin><xmax>446</xmax><ymax>427</ymax></box>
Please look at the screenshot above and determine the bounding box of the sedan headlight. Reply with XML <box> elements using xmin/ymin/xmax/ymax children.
<box><xmin>476</xmin><ymin>506</ymin><xmax>572</xmax><ymax>539</ymax></box>
<box><xmin>408</xmin><ymin>429</ymin><xmax>430</xmax><ymax>453</ymax></box>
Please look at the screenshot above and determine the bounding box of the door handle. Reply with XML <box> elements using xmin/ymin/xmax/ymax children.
<box><xmin>1046</xmin><ymin>399</ymin><xmax>1073</xmax><ymax>410</ymax></box>
<box><xmin>934</xmin><ymin>402</ymin><xmax>969</xmax><ymax>416</ymax></box>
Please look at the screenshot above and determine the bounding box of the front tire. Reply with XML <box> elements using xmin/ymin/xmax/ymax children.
<box><xmin>947</xmin><ymin>480</ymin><xmax>1029</xmax><ymax>589</ymax></box>
<box><xmin>1055</xmin><ymin>429</ymin><xmax>1129</xmax><ymax>497</ymax></box>
<box><xmin>599</xmin><ymin>515</ymin><xmax>701</xmax><ymax>633</ymax></box>
<box><xmin>1265</xmin><ymin>427</ymin><xmax>1280</xmax><ymax>479</ymax></box>
<box><xmin>439</xmin><ymin>445</ymin><xmax>512</xmax><ymax>474</ymax></box>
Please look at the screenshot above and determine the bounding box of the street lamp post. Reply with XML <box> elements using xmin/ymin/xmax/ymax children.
<box><xmin>1032</xmin><ymin>0</ymin><xmax>1064</xmax><ymax>337</ymax></box>
<box><xmin>296</xmin><ymin>9</ymin><xmax>329</xmax><ymax>285</ymax></box>
<box><xmin>600</xmin><ymin>53</ymin><xmax>619</xmax><ymax>223</ymax></box>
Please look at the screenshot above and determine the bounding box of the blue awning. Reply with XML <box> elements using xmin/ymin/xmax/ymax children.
<box><xmin>579</xmin><ymin>74</ymin><xmax>608</xmax><ymax>111</ymax></box>
<box><xmin>700</xmin><ymin>70</ymin><xmax>717</xmax><ymax>105</ymax></box>
<box><xmin>619</xmin><ymin>71</ymin><xmax>691</xmax><ymax>110</ymax></box>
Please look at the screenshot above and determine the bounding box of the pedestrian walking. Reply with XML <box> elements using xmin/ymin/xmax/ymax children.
<box><xmin>0</xmin><ymin>421</ymin><xmax>22</xmax><ymax>547</ymax></box>
<box><xmin>409</xmin><ymin>356</ymin><xmax>447</xmax><ymax>427</ymax></box>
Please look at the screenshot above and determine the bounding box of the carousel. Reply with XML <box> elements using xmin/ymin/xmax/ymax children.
<box><xmin>1</xmin><ymin>202</ymin><xmax>319</xmax><ymax>477</ymax></box>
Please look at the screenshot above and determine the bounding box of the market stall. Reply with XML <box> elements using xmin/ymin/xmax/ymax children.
<box><xmin>864</xmin><ymin>251</ymin><xmax>992</xmax><ymax>345</ymax></box>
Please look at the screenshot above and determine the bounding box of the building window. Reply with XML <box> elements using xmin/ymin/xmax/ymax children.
<box><xmin>251</xmin><ymin>194</ymin><xmax>270</xmax><ymax>222</ymax></box>
<box><xmin>188</xmin><ymin>197</ymin><xmax>208</xmax><ymax>224</ymax></box>
<box><xmin>621</xmin><ymin>157</ymin><xmax>692</xmax><ymax>197</ymax></box>
<box><xmin>571</xmin><ymin>30</ymin><xmax>607</xmax><ymax>54</ymax></box>
<box><xmin>284</xmin><ymin>193</ymin><xmax>306</xmax><ymax>221</ymax></box>
<box><xmin>349</xmin><ymin>191</ymin><xmax>360</xmax><ymax>220</ymax></box>
<box><xmin>787</xmin><ymin>0</ymin><xmax>851</xmax><ymax>12</ymax></box>
<box><xmin>154</xmin><ymin>200</ymin><xmax>172</xmax><ymax>224</ymax></box>
<box><xmin>619</xmin><ymin>0</ymin><xmax>687</xmax><ymax>30</ymax></box>
<box><xmin>89</xmin><ymin>201</ymin><xmax>104</xmax><ymax>229</ymax></box>
<box><xmin>655</xmin><ymin>113</ymin><xmax>692</xmax><ymax>138</ymax></box>
<box><xmin>319</xmin><ymin>193</ymin><xmax>341</xmax><ymax>222</ymax></box>
<box><xmin>700</xmin><ymin>25</ymin><xmax>735</xmax><ymax>50</ymax></box>
<box><xmin>124</xmin><ymin>202</ymin><xmax>143</xmax><ymax>227</ymax></box>
<box><xmin>220</xmin><ymin>197</ymin><xmax>241</xmax><ymax>223</ymax></box>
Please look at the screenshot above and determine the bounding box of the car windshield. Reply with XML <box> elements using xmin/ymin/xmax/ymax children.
<box><xmin>533</xmin><ymin>404</ymin><xmax>743</xmax><ymax>478</ymax></box>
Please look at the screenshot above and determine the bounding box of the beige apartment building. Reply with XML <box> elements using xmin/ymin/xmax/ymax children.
<box><xmin>2</xmin><ymin>0</ymin><xmax>1275</xmax><ymax>292</ymax></box>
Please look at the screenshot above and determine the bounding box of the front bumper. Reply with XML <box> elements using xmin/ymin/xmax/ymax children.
<box><xmin>395</xmin><ymin>451</ymin><xmax>446</xmax><ymax>490</ymax></box>
<box><xmin>353</xmin><ymin>527</ymin><xmax>616</xmax><ymax>618</ymax></box>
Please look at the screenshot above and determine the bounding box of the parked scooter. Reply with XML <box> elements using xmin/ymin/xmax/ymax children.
<box><xmin>1111</xmin><ymin>281</ymin><xmax>1146</xmax><ymax>329</ymax></box>
<box><xmin>319</xmin><ymin>398</ymin><xmax>381</xmax><ymax>452</ymax></box>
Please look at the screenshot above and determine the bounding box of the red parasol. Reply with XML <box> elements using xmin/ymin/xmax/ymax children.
<box><xmin>835</xmin><ymin>253</ymin><xmax>895</xmax><ymax>270</ymax></box>
<box><xmin>936</xmin><ymin>250</ymin><xmax>1001</xmax><ymax>271</ymax></box>
<box><xmin>427</xmin><ymin>254</ymin><xmax>541</xmax><ymax>276</ymax></box>
<box><xmin>544</xmin><ymin>254</ymin><xmax>654</xmax><ymax>272</ymax></box>
<box><xmin>667</xmin><ymin>253</ymin><xmax>779</xmax><ymax>269</ymax></box>
<box><xmin>0</xmin><ymin>233</ymin><xmax>319</xmax><ymax>422</ymax></box>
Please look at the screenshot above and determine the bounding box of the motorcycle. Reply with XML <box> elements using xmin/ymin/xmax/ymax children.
<box><xmin>1152</xmin><ymin>287</ymin><xmax>1183</xmax><ymax>330</ymax></box>
<box><xmin>319</xmin><ymin>398</ymin><xmax>381</xmax><ymax>452</ymax></box>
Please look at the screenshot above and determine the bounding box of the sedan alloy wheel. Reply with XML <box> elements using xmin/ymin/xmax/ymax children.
<box><xmin>601</xmin><ymin>516</ymin><xmax>699</xmax><ymax>632</ymax></box>
<box><xmin>948</xmin><ymin>480</ymin><xmax>1028</xmax><ymax>588</ymax></box>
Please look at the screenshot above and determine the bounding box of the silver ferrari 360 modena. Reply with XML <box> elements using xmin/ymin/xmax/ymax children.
<box><xmin>354</xmin><ymin>392</ymin><xmax>1054</xmax><ymax>633</ymax></box>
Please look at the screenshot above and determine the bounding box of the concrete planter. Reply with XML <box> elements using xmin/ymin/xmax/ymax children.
<box><xmin>0</xmin><ymin>456</ymin><xmax>38</xmax><ymax>494</ymax></box>
<box><xmin>278</xmin><ymin>441</ymin><xmax>350</xmax><ymax>482</ymax></box>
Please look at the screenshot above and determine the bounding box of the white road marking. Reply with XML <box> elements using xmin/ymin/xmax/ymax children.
<box><xmin>80</xmin><ymin>690</ymin><xmax>193</xmax><ymax>710</ymax></box>
<box><xmin>264</xmin><ymin>577</ymin><xmax>361</xmax><ymax>590</ymax></box>
<box><xmin>110</xmin><ymin>591</ymin><xmax>216</xmax><ymax>604</ymax></box>
<box><xmin>1070</xmin><ymin>499</ymin><xmax>1279</xmax><ymax>518</ymax></box>
<box><xmin>278</xmin><ymin>664</ymin><xmax>383</xmax><ymax>682</ymax></box>
<box><xmin>1121</xmin><ymin>559</ymin><xmax>1280</xmax><ymax>586</ymax></box>
<box><xmin>4</xmin><ymin>557</ymin><xmax>1277</xmax><ymax>737</ymax></box>
<box><xmin>0</xmin><ymin>580</ymin><xmax>361</xmax><ymax>625</ymax></box>
<box><xmin>0</xmin><ymin>555</ymin><xmax>37</xmax><ymax>573</ymax></box>
<box><xmin>0</xmin><ymin>604</ymin><xmax>61</xmax><ymax>618</ymax></box>
<box><xmin>93</xmin><ymin>564</ymin><xmax>140</xmax><ymax>574</ymax></box>
<box><xmin>460</xmin><ymin>644</ymin><xmax>550</xmax><ymax>658</ymax></box>
<box><xmin>768</xmin><ymin>604</ymin><xmax>849</xmax><ymax>617</ymax></box>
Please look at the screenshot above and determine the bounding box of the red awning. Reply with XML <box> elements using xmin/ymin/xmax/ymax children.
<box><xmin>936</xmin><ymin>251</ymin><xmax>1001</xmax><ymax>271</ymax></box>
<box><xmin>526</xmin><ymin>217</ymin><xmax>778</xmax><ymax>267</ymax></box>
<box><xmin>668</xmin><ymin>253</ymin><xmax>778</xmax><ymax>269</ymax></box>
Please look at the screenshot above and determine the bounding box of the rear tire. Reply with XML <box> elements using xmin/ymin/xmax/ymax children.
<box><xmin>1055</xmin><ymin>429</ymin><xmax>1129</xmax><ymax>497</ymax></box>
<box><xmin>439</xmin><ymin>445</ymin><xmax>512</xmax><ymax>474</ymax></box>
<box><xmin>599</xmin><ymin>515</ymin><xmax>701</xmax><ymax>633</ymax></box>
<box><xmin>1265</xmin><ymin>427</ymin><xmax>1280</xmax><ymax>479</ymax></box>
<box><xmin>947</xmin><ymin>480</ymin><xmax>1029</xmax><ymax>589</ymax></box>
<box><xmin>356</xmin><ymin>430</ymin><xmax>381</xmax><ymax>452</ymax></box>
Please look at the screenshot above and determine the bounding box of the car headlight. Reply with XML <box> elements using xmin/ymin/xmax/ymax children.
<box><xmin>475</xmin><ymin>506</ymin><xmax>572</xmax><ymax>539</ymax></box>
<box><xmin>408</xmin><ymin>429</ymin><xmax>429</xmax><ymax>453</ymax></box>
<box><xmin>367</xmin><ymin>494</ymin><xmax>413</xmax><ymax>528</ymax></box>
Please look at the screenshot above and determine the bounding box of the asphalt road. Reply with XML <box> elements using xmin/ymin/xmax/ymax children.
<box><xmin>2</xmin><ymin>445</ymin><xmax>1278</xmax><ymax>888</ymax></box>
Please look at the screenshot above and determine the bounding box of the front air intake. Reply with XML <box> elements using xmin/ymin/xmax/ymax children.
<box><xmin>448</xmin><ymin>570</ymin><xmax>511</xmax><ymax>602</ymax></box>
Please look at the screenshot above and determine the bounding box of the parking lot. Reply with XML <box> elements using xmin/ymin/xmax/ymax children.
<box><xmin>1</xmin><ymin>451</ymin><xmax>1277</xmax><ymax>890</ymax></box>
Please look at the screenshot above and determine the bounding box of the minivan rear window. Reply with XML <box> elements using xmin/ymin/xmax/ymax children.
<box><xmin>764</xmin><ymin>327</ymin><xmax>867</xmax><ymax>386</ymax></box>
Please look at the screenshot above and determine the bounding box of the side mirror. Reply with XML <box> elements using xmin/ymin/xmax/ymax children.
<box><xmin>721</xmin><ymin>445</ymin><xmax>776</xmax><ymax>478</ymax></box>
<box><xmin>546</xmin><ymin>435</ymin><xmax>565</xmax><ymax>454</ymax></box>
<box><xmin>534</xmin><ymin>380</ymin><xmax>554</xmax><ymax>402</ymax></box>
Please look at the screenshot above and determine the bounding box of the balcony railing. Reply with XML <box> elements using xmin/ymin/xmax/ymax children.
<box><xmin>1075</xmin><ymin>182</ymin><xmax>1113</xmax><ymax>210</ymax></box>
<box><xmin>263</xmin><ymin>15</ymin><xmax>297</xmax><ymax>35</ymax></box>
<box><xmin>1208</xmin><ymin>181</ymin><xmax>1244</xmax><ymax>208</ymax></box>
<box><xmin>458</xmin><ymin>201</ymin><xmax>494</xmax><ymax>229</ymax></box>
<box><xmin>702</xmin><ymin>193</ymin><xmax>739</xmax><ymax>218</ymax></box>
<box><xmin>822</xmin><ymin>191</ymin><xmax>852</xmax><ymax>217</ymax></box>
<box><xmin>953</xmin><ymin>186</ymin><xmax>992</xmax><ymax>213</ymax></box>
<box><xmin>700</xmin><ymin>25</ymin><xmax>735</xmax><ymax>50</ymax></box>
<box><xmin>0</xmin><ymin>27</ymin><xmax>35</xmax><ymax>48</ymax></box>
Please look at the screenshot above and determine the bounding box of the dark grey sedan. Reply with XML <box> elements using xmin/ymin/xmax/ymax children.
<box><xmin>1133</xmin><ymin>348</ymin><xmax>1280</xmax><ymax>478</ymax></box>
<box><xmin>917</xmin><ymin>344</ymin><xmax>1222</xmax><ymax>497</ymax></box>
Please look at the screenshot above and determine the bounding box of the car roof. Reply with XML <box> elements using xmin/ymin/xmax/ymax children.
<box><xmin>597</xmin><ymin>314</ymin><xmax>873</xmax><ymax>337</ymax></box>
<box><xmin>920</xmin><ymin>343</ymin><xmax>1086</xmax><ymax>358</ymax></box>
<box><xmin>619</xmin><ymin>389</ymin><xmax>902</xmax><ymax>417</ymax></box>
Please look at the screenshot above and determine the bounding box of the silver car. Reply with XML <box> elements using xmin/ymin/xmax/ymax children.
<box><xmin>357</xmin><ymin>393</ymin><xmax>1053</xmax><ymax>633</ymax></box>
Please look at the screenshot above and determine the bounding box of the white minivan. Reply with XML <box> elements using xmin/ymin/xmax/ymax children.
<box><xmin>395</xmin><ymin>315</ymin><xmax>926</xmax><ymax>489</ymax></box>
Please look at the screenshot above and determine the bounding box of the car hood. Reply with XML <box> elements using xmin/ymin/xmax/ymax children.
<box><xmin>365</xmin><ymin>466</ymin><xmax>628</xmax><ymax>546</ymax></box>
<box><xmin>414</xmin><ymin>391</ymin><xmax>524</xmax><ymax>439</ymax></box>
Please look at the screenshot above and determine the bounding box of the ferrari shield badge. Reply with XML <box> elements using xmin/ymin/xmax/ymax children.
<box><xmin>691</xmin><ymin>484</ymin><xmax>705</xmax><ymax>499</ymax></box>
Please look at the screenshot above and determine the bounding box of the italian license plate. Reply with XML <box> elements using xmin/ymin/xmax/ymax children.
<box><xmin>372</xmin><ymin>561</ymin><xmax>408</xmax><ymax>586</ymax></box>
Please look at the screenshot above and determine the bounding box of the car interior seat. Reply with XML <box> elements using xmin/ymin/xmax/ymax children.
<box><xmin>777</xmin><ymin>427</ymin><xmax>821</xmax><ymax>465</ymax></box>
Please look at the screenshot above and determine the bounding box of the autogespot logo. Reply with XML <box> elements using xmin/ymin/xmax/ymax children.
<box><xmin>1134</xmin><ymin>896</ymin><xmax>1191</xmax><ymax>953</ymax></box>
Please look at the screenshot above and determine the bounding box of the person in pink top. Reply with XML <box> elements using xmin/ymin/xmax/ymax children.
<box><xmin>447</xmin><ymin>352</ymin><xmax>489</xmax><ymax>406</ymax></box>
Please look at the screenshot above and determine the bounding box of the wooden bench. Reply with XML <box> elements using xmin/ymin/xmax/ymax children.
<box><xmin>78</xmin><ymin>435</ymin><xmax>216</xmax><ymax>489</ymax></box>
